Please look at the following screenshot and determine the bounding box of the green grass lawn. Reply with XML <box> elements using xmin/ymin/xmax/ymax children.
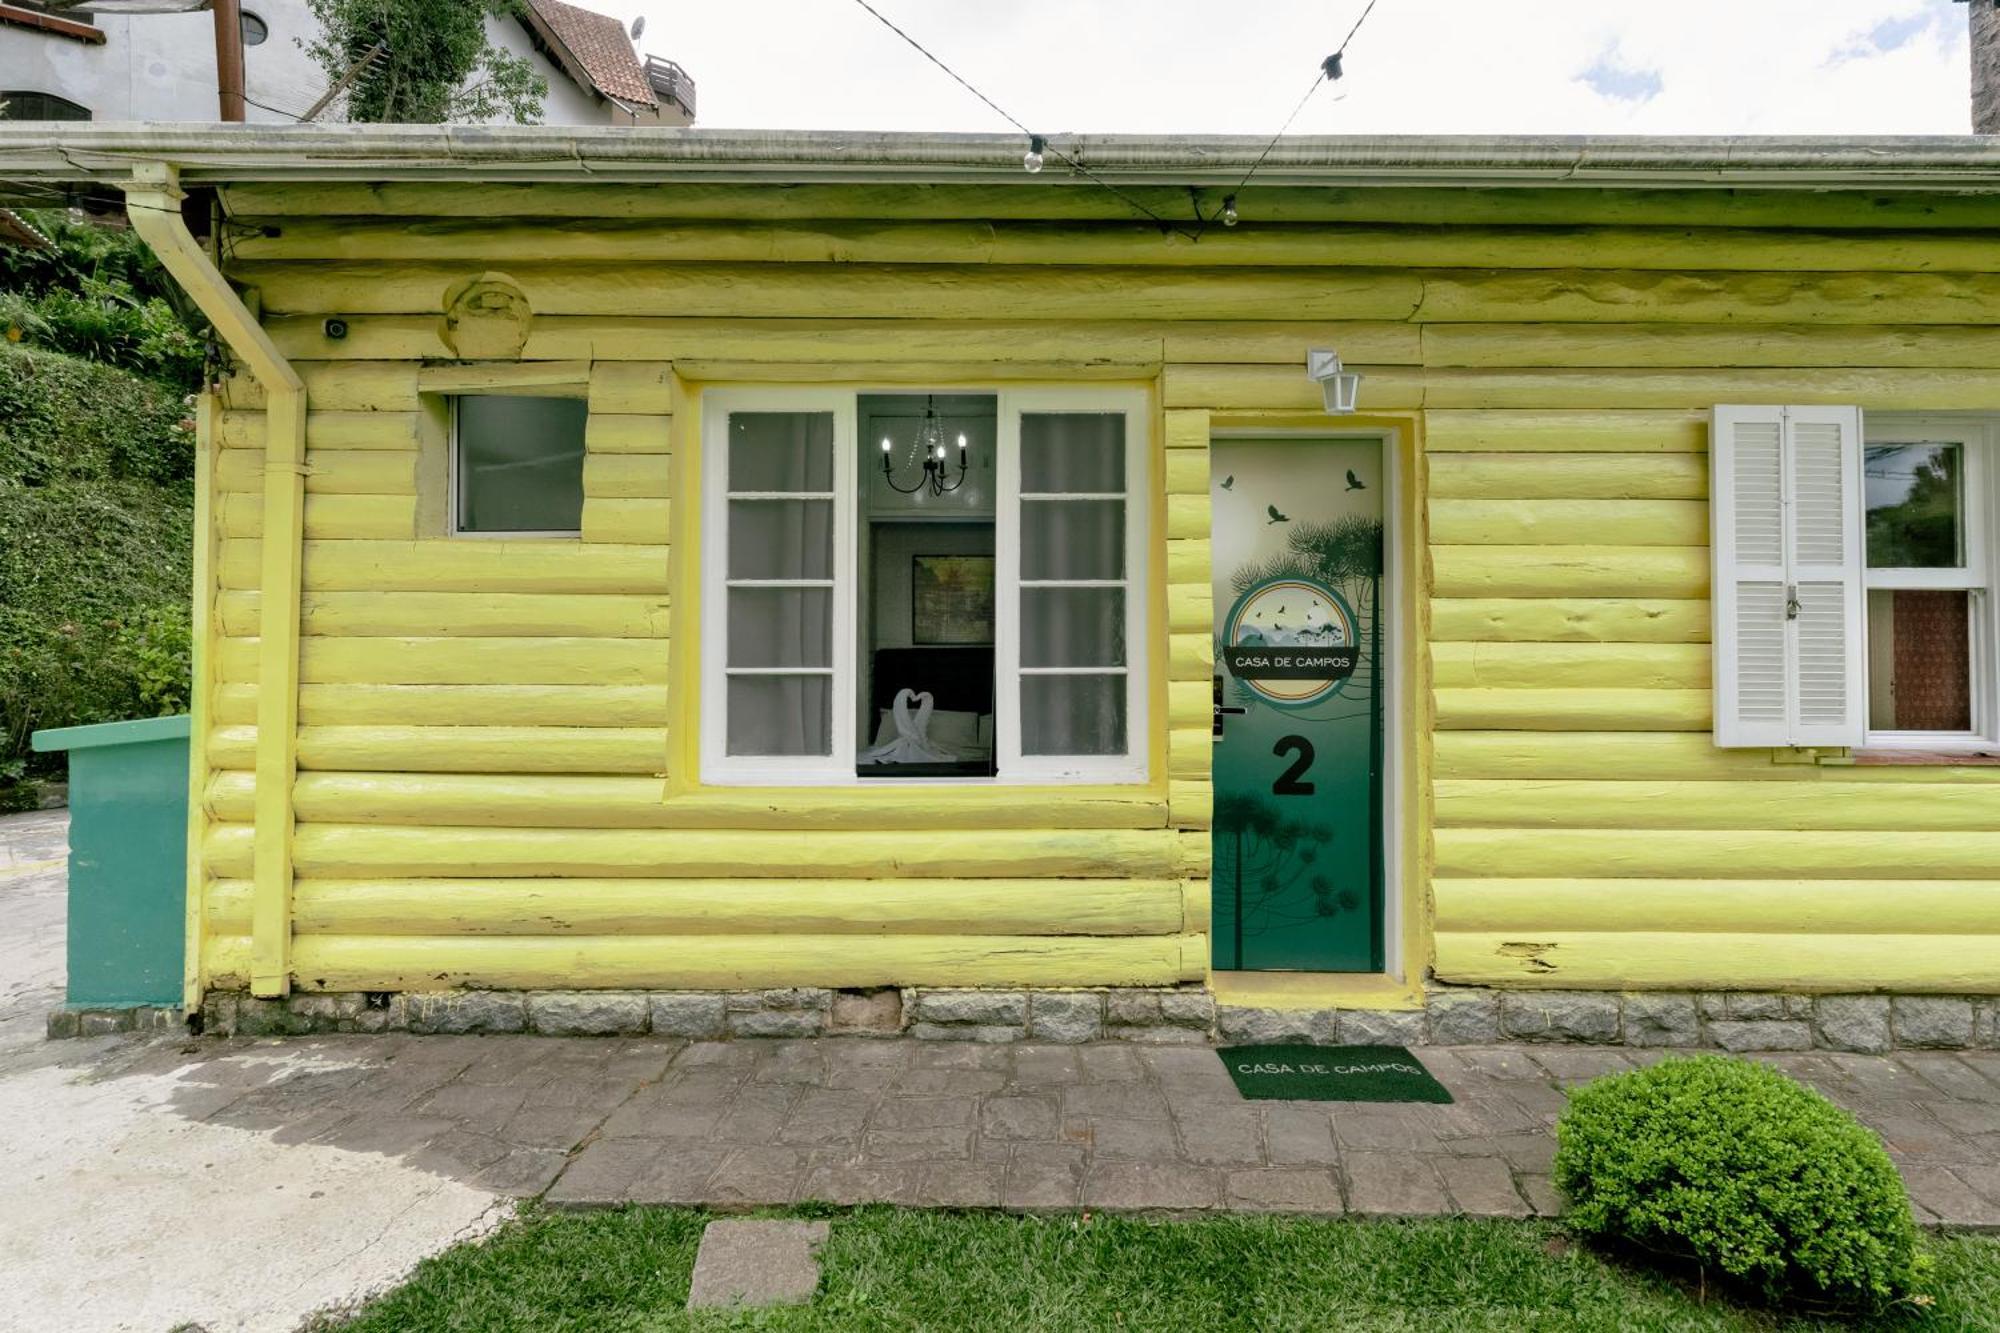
<box><xmin>312</xmin><ymin>1207</ymin><xmax>2000</xmax><ymax>1332</ymax></box>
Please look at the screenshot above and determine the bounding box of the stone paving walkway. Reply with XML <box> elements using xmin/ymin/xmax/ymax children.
<box><xmin>140</xmin><ymin>1031</ymin><xmax>2000</xmax><ymax>1227</ymax></box>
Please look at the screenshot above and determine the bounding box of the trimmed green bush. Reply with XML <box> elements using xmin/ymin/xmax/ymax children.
<box><xmin>1554</xmin><ymin>1054</ymin><xmax>1926</xmax><ymax>1312</ymax></box>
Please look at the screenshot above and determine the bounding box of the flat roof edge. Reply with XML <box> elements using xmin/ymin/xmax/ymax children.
<box><xmin>5</xmin><ymin>125</ymin><xmax>2000</xmax><ymax>190</ymax></box>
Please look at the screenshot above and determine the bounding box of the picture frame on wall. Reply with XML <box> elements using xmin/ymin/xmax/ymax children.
<box><xmin>912</xmin><ymin>554</ymin><xmax>996</xmax><ymax>645</ymax></box>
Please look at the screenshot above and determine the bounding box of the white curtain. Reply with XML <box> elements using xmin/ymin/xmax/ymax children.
<box><xmin>1018</xmin><ymin>413</ymin><xmax>1127</xmax><ymax>756</ymax></box>
<box><xmin>726</xmin><ymin>412</ymin><xmax>835</xmax><ymax>756</ymax></box>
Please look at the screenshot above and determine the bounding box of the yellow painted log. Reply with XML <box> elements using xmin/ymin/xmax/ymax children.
<box><xmin>1163</xmin><ymin>450</ymin><xmax>1208</xmax><ymax>496</ymax></box>
<box><xmin>219</xmin><ymin>410</ymin><xmax>421</xmax><ymax>451</ymax></box>
<box><xmin>1433</xmin><ymin>877</ymin><xmax>2000</xmax><ymax>935</ymax></box>
<box><xmin>274</xmin><ymin>931</ymin><xmax>1206</xmax><ymax>991</ymax></box>
<box><xmin>207</xmin><ymin>725</ymin><xmax>669</xmax><ymax>774</ymax></box>
<box><xmin>1411</xmin><ymin>270</ymin><xmax>2000</xmax><ymax>326</ymax></box>
<box><xmin>237</xmin><ymin>261</ymin><xmax>1429</xmax><ymax>323</ymax></box>
<box><xmin>1181</xmin><ymin>877</ymin><xmax>1211</xmax><ymax>936</ymax></box>
<box><xmin>1162</xmin><ymin>364</ymin><xmax>1423</xmax><ymax>412</ymax></box>
<box><xmin>218</xmin><ymin>636</ymin><xmax>668</xmax><ymax>686</ymax></box>
<box><xmin>1434</xmin><ymin>931</ymin><xmax>2000</xmax><ymax>993</ymax></box>
<box><xmin>1168</xmin><ymin>632</ymin><xmax>1213</xmax><ymax>681</ymax></box>
<box><xmin>588</xmin><ymin>362</ymin><xmax>676</xmax><ymax>415</ymax></box>
<box><xmin>1167</xmin><ymin>582</ymin><xmax>1212</xmax><ymax>634</ymax></box>
<box><xmin>219</xmin><ymin>590</ymin><xmax>670</xmax><ymax>639</ymax></box>
<box><xmin>216</xmin><ymin>449</ymin><xmax>417</xmax><ymax>495</ymax></box>
<box><xmin>1167</xmin><ymin>680</ymin><xmax>1209</xmax><ymax>731</ymax></box>
<box><xmin>1167</xmin><ymin>727</ymin><xmax>1212</xmax><ymax>782</ymax></box>
<box><xmin>220</xmin><ymin>539</ymin><xmax>670</xmax><ymax>593</ymax></box>
<box><xmin>217</xmin><ymin>493</ymin><xmax>418</xmax><ymax>541</ymax></box>
<box><xmin>214</xmin><ymin>683</ymin><xmax>668</xmax><ymax>728</ymax></box>
<box><xmin>1427</xmin><ymin>453</ymin><xmax>1707</xmax><ymax>500</ymax></box>
<box><xmin>217</xmin><ymin>180</ymin><xmax>2000</xmax><ymax>230</ymax></box>
<box><xmin>207</xmin><ymin>771</ymin><xmax>1167</xmax><ymax>830</ymax></box>
<box><xmin>414</xmin><ymin>361</ymin><xmax>589</xmax><ymax>394</ymax></box>
<box><xmin>1429</xmin><ymin>498</ymin><xmax>1706</xmax><ymax>547</ymax></box>
<box><xmin>581</xmin><ymin>498</ymin><xmax>671</xmax><ymax>545</ymax></box>
<box><xmin>1169</xmin><ymin>780</ymin><xmax>1213</xmax><ymax>830</ymax></box>
<box><xmin>1432</xmin><ymin>687</ymin><xmax>1709</xmax><ymax>731</ymax></box>
<box><xmin>1165</xmin><ymin>539</ymin><xmax>1210</xmax><ymax>586</ymax></box>
<box><xmin>1177</xmin><ymin>830</ymin><xmax>1212</xmax><ymax>879</ymax></box>
<box><xmin>224</xmin><ymin>362</ymin><xmax>418</xmax><ymax>412</ymax></box>
<box><xmin>207</xmin><ymin>876</ymin><xmax>1188</xmax><ymax>937</ymax></box>
<box><xmin>263</xmin><ymin>314</ymin><xmax>1421</xmax><ymax>368</ymax></box>
<box><xmin>1434</xmin><ymin>778</ymin><xmax>2000</xmax><ymax>831</ymax></box>
<box><xmin>1423</xmin><ymin>367</ymin><xmax>2000</xmax><ymax>411</ymax></box>
<box><xmin>583</xmin><ymin>453</ymin><xmax>673</xmax><ymax>499</ymax></box>
<box><xmin>1431</xmin><ymin>642</ymin><xmax>1708</xmax><ymax>689</ymax></box>
<box><xmin>1165</xmin><ymin>492</ymin><xmax>1209</xmax><ymax>541</ymax></box>
<box><xmin>1433</xmin><ymin>730</ymin><xmax>2000</xmax><ymax>783</ymax></box>
<box><xmin>585</xmin><ymin>413</ymin><xmax>672</xmax><ymax>454</ymax></box>
<box><xmin>1432</xmin><ymin>546</ymin><xmax>1707</xmax><ymax>598</ymax></box>
<box><xmin>1425</xmin><ymin>410</ymin><xmax>1706</xmax><ymax>454</ymax></box>
<box><xmin>1429</xmin><ymin>598</ymin><xmax>1708</xmax><ymax>643</ymax></box>
<box><xmin>671</xmin><ymin>359</ymin><xmax>1156</xmax><ymax>385</ymax></box>
<box><xmin>1163</xmin><ymin>410</ymin><xmax>1211</xmax><ymax>451</ymax></box>
<box><xmin>1435</xmin><ymin>827</ymin><xmax>2000</xmax><ymax>879</ymax></box>
<box><xmin>204</xmin><ymin>823</ymin><xmax>1190</xmax><ymax>880</ymax></box>
<box><xmin>234</xmin><ymin>218</ymin><xmax>2000</xmax><ymax>272</ymax></box>
<box><xmin>1423</xmin><ymin>323</ymin><xmax>2000</xmax><ymax>369</ymax></box>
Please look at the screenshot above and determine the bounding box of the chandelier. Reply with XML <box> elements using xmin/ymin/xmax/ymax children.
<box><xmin>880</xmin><ymin>395</ymin><xmax>968</xmax><ymax>496</ymax></box>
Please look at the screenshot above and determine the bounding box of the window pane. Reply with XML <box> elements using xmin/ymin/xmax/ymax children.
<box><xmin>1865</xmin><ymin>443</ymin><xmax>1963</xmax><ymax>568</ymax></box>
<box><xmin>456</xmin><ymin>396</ymin><xmax>586</xmax><ymax>533</ymax></box>
<box><xmin>728</xmin><ymin>588</ymin><xmax>831</xmax><ymax>668</ymax></box>
<box><xmin>1866</xmin><ymin>588</ymin><xmax>1973</xmax><ymax>732</ymax></box>
<box><xmin>1021</xmin><ymin>673</ymin><xmax>1126</xmax><ymax>756</ymax></box>
<box><xmin>1022</xmin><ymin>500</ymin><xmax>1123</xmax><ymax>580</ymax></box>
<box><xmin>729</xmin><ymin>499</ymin><xmax>832</xmax><ymax>579</ymax></box>
<box><xmin>727</xmin><ymin>675</ymin><xmax>830</xmax><ymax>755</ymax></box>
<box><xmin>1021</xmin><ymin>588</ymin><xmax>1124</xmax><ymax>667</ymax></box>
<box><xmin>1021</xmin><ymin>412</ymin><xmax>1124</xmax><ymax>493</ymax></box>
<box><xmin>730</xmin><ymin>412</ymin><xmax>833</xmax><ymax>492</ymax></box>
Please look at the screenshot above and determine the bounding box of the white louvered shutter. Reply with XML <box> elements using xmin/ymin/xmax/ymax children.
<box><xmin>1710</xmin><ymin>405</ymin><xmax>1865</xmax><ymax>748</ymax></box>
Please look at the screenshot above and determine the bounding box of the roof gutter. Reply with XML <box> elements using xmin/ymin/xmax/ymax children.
<box><xmin>122</xmin><ymin>162</ymin><xmax>303</xmax><ymax>1001</ymax></box>
<box><xmin>10</xmin><ymin>125</ymin><xmax>2000</xmax><ymax>190</ymax></box>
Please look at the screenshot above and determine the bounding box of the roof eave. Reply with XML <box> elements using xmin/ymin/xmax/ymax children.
<box><xmin>5</xmin><ymin>125</ymin><xmax>2000</xmax><ymax>190</ymax></box>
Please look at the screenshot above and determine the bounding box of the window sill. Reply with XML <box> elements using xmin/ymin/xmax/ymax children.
<box><xmin>1849</xmin><ymin>747</ymin><xmax>2000</xmax><ymax>767</ymax></box>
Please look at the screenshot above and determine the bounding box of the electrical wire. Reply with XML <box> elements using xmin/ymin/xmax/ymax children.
<box><xmin>1190</xmin><ymin>0</ymin><xmax>1385</xmax><ymax>238</ymax></box>
<box><xmin>845</xmin><ymin>0</ymin><xmax>1199</xmax><ymax>239</ymax></box>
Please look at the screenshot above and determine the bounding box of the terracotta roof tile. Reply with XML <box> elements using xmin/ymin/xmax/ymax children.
<box><xmin>524</xmin><ymin>0</ymin><xmax>655</xmax><ymax>107</ymax></box>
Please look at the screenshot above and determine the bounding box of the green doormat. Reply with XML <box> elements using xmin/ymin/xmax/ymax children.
<box><xmin>1217</xmin><ymin>1044</ymin><xmax>1454</xmax><ymax>1103</ymax></box>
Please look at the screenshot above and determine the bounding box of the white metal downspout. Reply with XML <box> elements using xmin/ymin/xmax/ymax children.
<box><xmin>124</xmin><ymin>161</ymin><xmax>305</xmax><ymax>1000</ymax></box>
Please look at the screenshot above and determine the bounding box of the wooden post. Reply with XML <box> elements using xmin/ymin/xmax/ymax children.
<box><xmin>213</xmin><ymin>0</ymin><xmax>246</xmax><ymax>122</ymax></box>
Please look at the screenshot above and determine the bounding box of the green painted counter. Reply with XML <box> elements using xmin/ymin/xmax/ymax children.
<box><xmin>31</xmin><ymin>715</ymin><xmax>189</xmax><ymax>1008</ymax></box>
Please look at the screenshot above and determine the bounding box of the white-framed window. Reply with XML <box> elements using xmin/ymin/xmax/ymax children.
<box><xmin>1711</xmin><ymin>405</ymin><xmax>2000</xmax><ymax>753</ymax></box>
<box><xmin>1861</xmin><ymin>415</ymin><xmax>1997</xmax><ymax>750</ymax></box>
<box><xmin>699</xmin><ymin>385</ymin><xmax>1150</xmax><ymax>785</ymax></box>
<box><xmin>449</xmin><ymin>394</ymin><xmax>587</xmax><ymax>537</ymax></box>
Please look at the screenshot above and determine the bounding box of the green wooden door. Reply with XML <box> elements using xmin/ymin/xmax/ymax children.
<box><xmin>1210</xmin><ymin>437</ymin><xmax>1384</xmax><ymax>973</ymax></box>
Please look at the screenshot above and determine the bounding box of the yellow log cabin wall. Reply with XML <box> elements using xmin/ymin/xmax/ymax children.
<box><xmin>191</xmin><ymin>179</ymin><xmax>2000</xmax><ymax>1000</ymax></box>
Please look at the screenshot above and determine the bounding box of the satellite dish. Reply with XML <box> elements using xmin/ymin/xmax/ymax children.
<box><xmin>629</xmin><ymin>14</ymin><xmax>645</xmax><ymax>41</ymax></box>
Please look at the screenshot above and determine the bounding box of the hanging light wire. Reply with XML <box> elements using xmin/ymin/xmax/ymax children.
<box><xmin>845</xmin><ymin>0</ymin><xmax>1199</xmax><ymax>239</ymax></box>
<box><xmin>1191</xmin><ymin>0</ymin><xmax>1383</xmax><ymax>239</ymax></box>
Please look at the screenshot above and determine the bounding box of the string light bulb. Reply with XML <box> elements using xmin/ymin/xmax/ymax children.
<box><xmin>1023</xmin><ymin>134</ymin><xmax>1046</xmax><ymax>174</ymax></box>
<box><xmin>1221</xmin><ymin>195</ymin><xmax>1239</xmax><ymax>227</ymax></box>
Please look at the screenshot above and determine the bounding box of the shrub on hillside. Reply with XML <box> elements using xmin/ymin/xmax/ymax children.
<box><xmin>1554</xmin><ymin>1054</ymin><xmax>1926</xmax><ymax>1313</ymax></box>
<box><xmin>0</xmin><ymin>345</ymin><xmax>194</xmax><ymax>792</ymax></box>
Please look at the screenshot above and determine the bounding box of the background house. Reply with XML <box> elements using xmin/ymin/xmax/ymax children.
<box><xmin>0</xmin><ymin>0</ymin><xmax>695</xmax><ymax>124</ymax></box>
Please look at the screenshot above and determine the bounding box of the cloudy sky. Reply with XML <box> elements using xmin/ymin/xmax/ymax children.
<box><xmin>581</xmin><ymin>0</ymin><xmax>1978</xmax><ymax>136</ymax></box>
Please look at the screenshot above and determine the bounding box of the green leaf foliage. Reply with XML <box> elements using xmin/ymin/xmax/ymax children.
<box><xmin>0</xmin><ymin>209</ymin><xmax>206</xmax><ymax>389</ymax></box>
<box><xmin>1554</xmin><ymin>1054</ymin><xmax>1928</xmax><ymax>1313</ymax></box>
<box><xmin>307</xmin><ymin>0</ymin><xmax>547</xmax><ymax>125</ymax></box>
<box><xmin>0</xmin><ymin>345</ymin><xmax>195</xmax><ymax>786</ymax></box>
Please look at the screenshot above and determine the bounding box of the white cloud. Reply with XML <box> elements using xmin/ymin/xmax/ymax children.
<box><xmin>588</xmin><ymin>0</ymin><xmax>1975</xmax><ymax>135</ymax></box>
